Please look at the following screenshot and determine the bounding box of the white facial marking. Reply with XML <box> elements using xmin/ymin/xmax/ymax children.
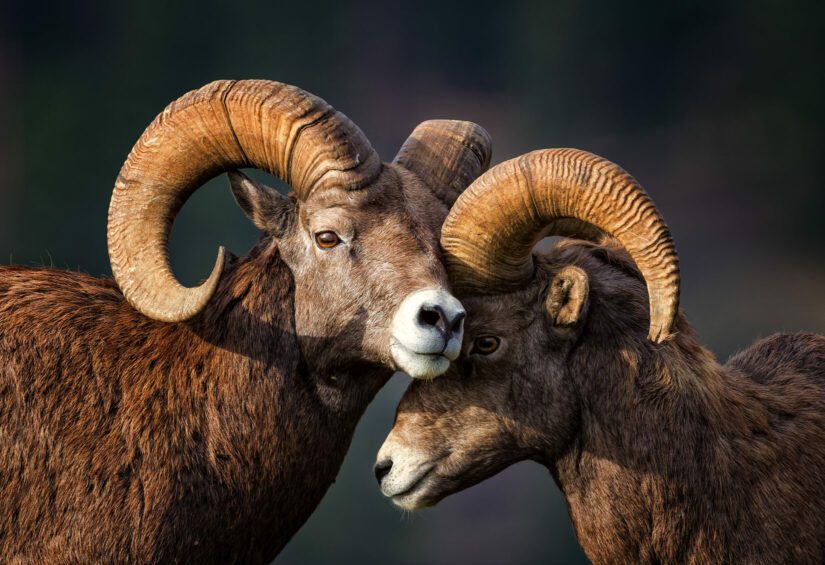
<box><xmin>390</xmin><ymin>288</ymin><xmax>465</xmax><ymax>380</ymax></box>
<box><xmin>389</xmin><ymin>343</ymin><xmax>450</xmax><ymax>380</ymax></box>
<box><xmin>375</xmin><ymin>436</ymin><xmax>437</xmax><ymax>511</ymax></box>
<box><xmin>443</xmin><ymin>334</ymin><xmax>462</xmax><ymax>361</ymax></box>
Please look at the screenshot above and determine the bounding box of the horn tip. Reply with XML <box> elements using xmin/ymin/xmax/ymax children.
<box><xmin>159</xmin><ymin>246</ymin><xmax>226</xmax><ymax>323</ymax></box>
<box><xmin>648</xmin><ymin>327</ymin><xmax>670</xmax><ymax>343</ymax></box>
<box><xmin>208</xmin><ymin>246</ymin><xmax>227</xmax><ymax>291</ymax></box>
<box><xmin>174</xmin><ymin>246</ymin><xmax>226</xmax><ymax>322</ymax></box>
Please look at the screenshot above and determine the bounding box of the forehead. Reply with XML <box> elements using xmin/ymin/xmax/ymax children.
<box><xmin>300</xmin><ymin>184</ymin><xmax>379</xmax><ymax>215</ymax></box>
<box><xmin>300</xmin><ymin>165</ymin><xmax>448</xmax><ymax>231</ymax></box>
<box><xmin>462</xmin><ymin>285</ymin><xmax>540</xmax><ymax>334</ymax></box>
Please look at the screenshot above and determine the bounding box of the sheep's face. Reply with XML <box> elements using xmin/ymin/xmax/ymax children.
<box><xmin>231</xmin><ymin>165</ymin><xmax>465</xmax><ymax>380</ymax></box>
<box><xmin>375</xmin><ymin>262</ymin><xmax>587</xmax><ymax>510</ymax></box>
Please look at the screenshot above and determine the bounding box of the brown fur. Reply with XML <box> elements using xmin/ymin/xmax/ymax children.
<box><xmin>386</xmin><ymin>239</ymin><xmax>825</xmax><ymax>563</ymax></box>
<box><xmin>0</xmin><ymin>163</ymin><xmax>455</xmax><ymax>562</ymax></box>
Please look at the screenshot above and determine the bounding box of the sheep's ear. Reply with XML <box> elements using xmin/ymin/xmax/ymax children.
<box><xmin>393</xmin><ymin>120</ymin><xmax>492</xmax><ymax>206</ymax></box>
<box><xmin>229</xmin><ymin>171</ymin><xmax>293</xmax><ymax>235</ymax></box>
<box><xmin>545</xmin><ymin>266</ymin><xmax>589</xmax><ymax>330</ymax></box>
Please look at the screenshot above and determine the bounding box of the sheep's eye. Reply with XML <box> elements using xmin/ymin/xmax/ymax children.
<box><xmin>315</xmin><ymin>231</ymin><xmax>341</xmax><ymax>249</ymax></box>
<box><xmin>472</xmin><ymin>336</ymin><xmax>500</xmax><ymax>355</ymax></box>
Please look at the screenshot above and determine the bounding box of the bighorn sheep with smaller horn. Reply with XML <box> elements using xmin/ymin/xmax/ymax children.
<box><xmin>376</xmin><ymin>149</ymin><xmax>825</xmax><ymax>563</ymax></box>
<box><xmin>0</xmin><ymin>79</ymin><xmax>491</xmax><ymax>562</ymax></box>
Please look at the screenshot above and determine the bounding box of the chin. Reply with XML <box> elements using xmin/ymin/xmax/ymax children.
<box><xmin>388</xmin><ymin>474</ymin><xmax>452</xmax><ymax>511</ymax></box>
<box><xmin>391</xmin><ymin>488</ymin><xmax>441</xmax><ymax>511</ymax></box>
<box><xmin>391</xmin><ymin>342</ymin><xmax>450</xmax><ymax>380</ymax></box>
<box><xmin>392</xmin><ymin>495</ymin><xmax>430</xmax><ymax>512</ymax></box>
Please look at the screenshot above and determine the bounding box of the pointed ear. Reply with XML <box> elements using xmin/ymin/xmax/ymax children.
<box><xmin>229</xmin><ymin>171</ymin><xmax>294</xmax><ymax>235</ymax></box>
<box><xmin>545</xmin><ymin>266</ymin><xmax>590</xmax><ymax>330</ymax></box>
<box><xmin>393</xmin><ymin>120</ymin><xmax>492</xmax><ymax>206</ymax></box>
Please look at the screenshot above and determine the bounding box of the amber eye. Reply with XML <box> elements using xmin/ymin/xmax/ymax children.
<box><xmin>472</xmin><ymin>336</ymin><xmax>501</xmax><ymax>355</ymax></box>
<box><xmin>315</xmin><ymin>231</ymin><xmax>341</xmax><ymax>249</ymax></box>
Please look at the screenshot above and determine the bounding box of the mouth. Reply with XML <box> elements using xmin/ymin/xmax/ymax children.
<box><xmin>384</xmin><ymin>464</ymin><xmax>437</xmax><ymax>510</ymax></box>
<box><xmin>390</xmin><ymin>339</ymin><xmax>451</xmax><ymax>380</ymax></box>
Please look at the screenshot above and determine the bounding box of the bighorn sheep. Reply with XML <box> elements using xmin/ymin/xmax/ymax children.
<box><xmin>0</xmin><ymin>79</ymin><xmax>492</xmax><ymax>562</ymax></box>
<box><xmin>376</xmin><ymin>149</ymin><xmax>825</xmax><ymax>563</ymax></box>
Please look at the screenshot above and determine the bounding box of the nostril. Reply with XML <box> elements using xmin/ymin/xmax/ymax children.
<box><xmin>374</xmin><ymin>459</ymin><xmax>393</xmax><ymax>484</ymax></box>
<box><xmin>418</xmin><ymin>306</ymin><xmax>444</xmax><ymax>329</ymax></box>
<box><xmin>451</xmin><ymin>311</ymin><xmax>466</xmax><ymax>333</ymax></box>
<box><xmin>417</xmin><ymin>305</ymin><xmax>465</xmax><ymax>338</ymax></box>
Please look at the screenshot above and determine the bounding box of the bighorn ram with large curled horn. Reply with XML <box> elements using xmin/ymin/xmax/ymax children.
<box><xmin>0</xmin><ymin>79</ymin><xmax>492</xmax><ymax>562</ymax></box>
<box><xmin>376</xmin><ymin>149</ymin><xmax>825</xmax><ymax>563</ymax></box>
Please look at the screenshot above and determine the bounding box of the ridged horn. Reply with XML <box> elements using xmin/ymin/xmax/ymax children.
<box><xmin>393</xmin><ymin>120</ymin><xmax>492</xmax><ymax>205</ymax></box>
<box><xmin>108</xmin><ymin>79</ymin><xmax>379</xmax><ymax>323</ymax></box>
<box><xmin>441</xmin><ymin>148</ymin><xmax>679</xmax><ymax>342</ymax></box>
<box><xmin>544</xmin><ymin>218</ymin><xmax>606</xmax><ymax>242</ymax></box>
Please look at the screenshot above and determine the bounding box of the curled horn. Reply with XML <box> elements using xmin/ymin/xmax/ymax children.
<box><xmin>441</xmin><ymin>148</ymin><xmax>679</xmax><ymax>342</ymax></box>
<box><xmin>393</xmin><ymin>120</ymin><xmax>492</xmax><ymax>205</ymax></box>
<box><xmin>108</xmin><ymin>79</ymin><xmax>379</xmax><ymax>323</ymax></box>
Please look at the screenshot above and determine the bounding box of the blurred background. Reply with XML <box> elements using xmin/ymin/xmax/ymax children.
<box><xmin>3</xmin><ymin>1</ymin><xmax>824</xmax><ymax>563</ymax></box>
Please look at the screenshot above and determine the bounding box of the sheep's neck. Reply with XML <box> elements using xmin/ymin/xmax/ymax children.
<box><xmin>179</xmin><ymin>246</ymin><xmax>390</xmax><ymax>559</ymax></box>
<box><xmin>0</xmin><ymin>249</ymin><xmax>390</xmax><ymax>563</ymax></box>
<box><xmin>551</xmin><ymin>332</ymin><xmax>776</xmax><ymax>563</ymax></box>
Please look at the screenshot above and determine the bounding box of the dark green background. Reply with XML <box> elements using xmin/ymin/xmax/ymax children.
<box><xmin>3</xmin><ymin>2</ymin><xmax>824</xmax><ymax>563</ymax></box>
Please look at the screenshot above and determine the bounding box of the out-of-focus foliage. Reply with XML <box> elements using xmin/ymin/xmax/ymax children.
<box><xmin>2</xmin><ymin>2</ymin><xmax>823</xmax><ymax>563</ymax></box>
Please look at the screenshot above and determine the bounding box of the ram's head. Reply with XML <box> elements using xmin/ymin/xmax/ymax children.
<box><xmin>373</xmin><ymin>149</ymin><xmax>681</xmax><ymax>507</ymax></box>
<box><xmin>109</xmin><ymin>80</ymin><xmax>492</xmax><ymax>379</ymax></box>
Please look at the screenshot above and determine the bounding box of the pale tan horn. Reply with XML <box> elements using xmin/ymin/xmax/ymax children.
<box><xmin>441</xmin><ymin>148</ymin><xmax>679</xmax><ymax>342</ymax></box>
<box><xmin>393</xmin><ymin>120</ymin><xmax>492</xmax><ymax>205</ymax></box>
<box><xmin>108</xmin><ymin>79</ymin><xmax>379</xmax><ymax>323</ymax></box>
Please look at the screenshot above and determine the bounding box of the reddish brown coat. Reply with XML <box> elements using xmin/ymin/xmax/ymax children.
<box><xmin>0</xmin><ymin>163</ymin><xmax>459</xmax><ymax>562</ymax></box>
<box><xmin>384</xmin><ymin>240</ymin><xmax>825</xmax><ymax>563</ymax></box>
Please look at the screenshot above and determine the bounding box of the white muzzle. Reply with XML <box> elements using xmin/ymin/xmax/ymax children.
<box><xmin>389</xmin><ymin>288</ymin><xmax>465</xmax><ymax>379</ymax></box>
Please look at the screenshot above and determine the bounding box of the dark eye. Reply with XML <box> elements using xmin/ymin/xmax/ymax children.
<box><xmin>315</xmin><ymin>231</ymin><xmax>341</xmax><ymax>249</ymax></box>
<box><xmin>472</xmin><ymin>336</ymin><xmax>500</xmax><ymax>355</ymax></box>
